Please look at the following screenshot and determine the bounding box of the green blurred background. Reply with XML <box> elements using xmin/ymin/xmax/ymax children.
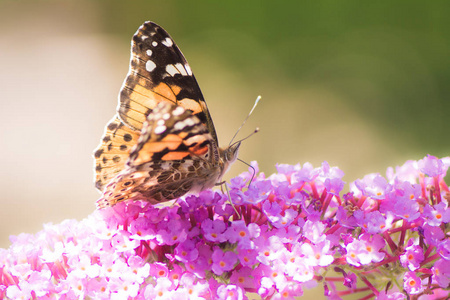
<box><xmin>0</xmin><ymin>0</ymin><xmax>449</xmax><ymax>295</ymax></box>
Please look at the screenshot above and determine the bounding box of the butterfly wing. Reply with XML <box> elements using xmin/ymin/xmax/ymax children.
<box><xmin>93</xmin><ymin>116</ymin><xmax>140</xmax><ymax>191</ymax></box>
<box><xmin>118</xmin><ymin>21</ymin><xmax>218</xmax><ymax>144</ymax></box>
<box><xmin>94</xmin><ymin>21</ymin><xmax>219</xmax><ymax>193</ymax></box>
<box><xmin>96</xmin><ymin>102</ymin><xmax>221</xmax><ymax>208</ymax></box>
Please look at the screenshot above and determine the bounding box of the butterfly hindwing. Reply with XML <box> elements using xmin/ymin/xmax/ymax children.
<box><xmin>118</xmin><ymin>21</ymin><xmax>218</xmax><ymax>144</ymax></box>
<box><xmin>96</xmin><ymin>102</ymin><xmax>221</xmax><ymax>208</ymax></box>
<box><xmin>93</xmin><ymin>116</ymin><xmax>140</xmax><ymax>191</ymax></box>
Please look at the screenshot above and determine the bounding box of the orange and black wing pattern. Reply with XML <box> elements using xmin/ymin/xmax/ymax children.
<box><xmin>96</xmin><ymin>102</ymin><xmax>219</xmax><ymax>208</ymax></box>
<box><xmin>94</xmin><ymin>116</ymin><xmax>140</xmax><ymax>191</ymax></box>
<box><xmin>94</xmin><ymin>21</ymin><xmax>219</xmax><ymax>192</ymax></box>
<box><xmin>118</xmin><ymin>21</ymin><xmax>218</xmax><ymax>143</ymax></box>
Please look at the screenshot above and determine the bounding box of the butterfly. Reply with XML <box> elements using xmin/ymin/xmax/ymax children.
<box><xmin>94</xmin><ymin>21</ymin><xmax>241</xmax><ymax>208</ymax></box>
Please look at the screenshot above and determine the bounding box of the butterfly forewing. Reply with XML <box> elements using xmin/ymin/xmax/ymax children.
<box><xmin>118</xmin><ymin>21</ymin><xmax>218</xmax><ymax>144</ymax></box>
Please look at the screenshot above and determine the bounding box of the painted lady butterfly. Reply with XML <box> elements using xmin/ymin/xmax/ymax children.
<box><xmin>94</xmin><ymin>21</ymin><xmax>241</xmax><ymax>208</ymax></box>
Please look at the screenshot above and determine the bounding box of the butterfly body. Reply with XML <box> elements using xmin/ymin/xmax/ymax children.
<box><xmin>94</xmin><ymin>22</ymin><xmax>240</xmax><ymax>208</ymax></box>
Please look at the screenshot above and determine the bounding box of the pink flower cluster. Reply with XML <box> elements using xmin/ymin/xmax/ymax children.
<box><xmin>1</xmin><ymin>155</ymin><xmax>449</xmax><ymax>299</ymax></box>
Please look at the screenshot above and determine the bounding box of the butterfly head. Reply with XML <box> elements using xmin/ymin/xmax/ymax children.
<box><xmin>220</xmin><ymin>141</ymin><xmax>241</xmax><ymax>177</ymax></box>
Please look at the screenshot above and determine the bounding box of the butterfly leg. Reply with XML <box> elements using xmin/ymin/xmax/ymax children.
<box><xmin>217</xmin><ymin>181</ymin><xmax>241</xmax><ymax>219</ymax></box>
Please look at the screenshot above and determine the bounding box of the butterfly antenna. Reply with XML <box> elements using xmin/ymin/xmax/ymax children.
<box><xmin>229</xmin><ymin>96</ymin><xmax>261</xmax><ymax>147</ymax></box>
<box><xmin>230</xmin><ymin>127</ymin><xmax>260</xmax><ymax>148</ymax></box>
<box><xmin>237</xmin><ymin>158</ymin><xmax>257</xmax><ymax>188</ymax></box>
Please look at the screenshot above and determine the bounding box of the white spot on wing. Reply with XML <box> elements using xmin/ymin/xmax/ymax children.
<box><xmin>173</xmin><ymin>106</ymin><xmax>185</xmax><ymax>116</ymax></box>
<box><xmin>141</xmin><ymin>35</ymin><xmax>149</xmax><ymax>41</ymax></box>
<box><xmin>162</xmin><ymin>113</ymin><xmax>171</xmax><ymax>120</ymax></box>
<box><xmin>146</xmin><ymin>49</ymin><xmax>153</xmax><ymax>56</ymax></box>
<box><xmin>162</xmin><ymin>37</ymin><xmax>173</xmax><ymax>47</ymax></box>
<box><xmin>184</xmin><ymin>118</ymin><xmax>195</xmax><ymax>126</ymax></box>
<box><xmin>166</xmin><ymin>64</ymin><xmax>179</xmax><ymax>77</ymax></box>
<box><xmin>175</xmin><ymin>63</ymin><xmax>188</xmax><ymax>76</ymax></box>
<box><xmin>154</xmin><ymin>125</ymin><xmax>166</xmax><ymax>134</ymax></box>
<box><xmin>166</xmin><ymin>63</ymin><xmax>188</xmax><ymax>77</ymax></box>
<box><xmin>174</xmin><ymin>120</ymin><xmax>187</xmax><ymax>131</ymax></box>
<box><xmin>161</xmin><ymin>162</ymin><xmax>171</xmax><ymax>170</ymax></box>
<box><xmin>152</xmin><ymin>41</ymin><xmax>158</xmax><ymax>47</ymax></box>
<box><xmin>140</xmin><ymin>126</ymin><xmax>149</xmax><ymax>135</ymax></box>
<box><xmin>185</xmin><ymin>64</ymin><xmax>193</xmax><ymax>75</ymax></box>
<box><xmin>146</xmin><ymin>60</ymin><xmax>156</xmax><ymax>72</ymax></box>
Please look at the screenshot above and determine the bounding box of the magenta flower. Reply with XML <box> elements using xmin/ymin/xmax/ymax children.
<box><xmin>174</xmin><ymin>240</ymin><xmax>199</xmax><ymax>263</ymax></box>
<box><xmin>376</xmin><ymin>291</ymin><xmax>406</xmax><ymax>300</ymax></box>
<box><xmin>201</xmin><ymin>219</ymin><xmax>227</xmax><ymax>243</ymax></box>
<box><xmin>229</xmin><ymin>267</ymin><xmax>257</xmax><ymax>290</ymax></box>
<box><xmin>262</xmin><ymin>201</ymin><xmax>298</xmax><ymax>228</ymax></box>
<box><xmin>216</xmin><ymin>284</ymin><xmax>245</xmax><ymax>300</ymax></box>
<box><xmin>355</xmin><ymin>173</ymin><xmax>389</xmax><ymax>199</ymax></box>
<box><xmin>437</xmin><ymin>239</ymin><xmax>450</xmax><ymax>260</ymax></box>
<box><xmin>423</xmin><ymin>202</ymin><xmax>450</xmax><ymax>226</ymax></box>
<box><xmin>432</xmin><ymin>259</ymin><xmax>450</xmax><ymax>288</ymax></box>
<box><xmin>418</xmin><ymin>154</ymin><xmax>446</xmax><ymax>177</ymax></box>
<box><xmin>399</xmin><ymin>241</ymin><xmax>424</xmax><ymax>271</ymax></box>
<box><xmin>255</xmin><ymin>235</ymin><xmax>285</xmax><ymax>266</ymax></box>
<box><xmin>156</xmin><ymin>219</ymin><xmax>188</xmax><ymax>245</ymax></box>
<box><xmin>343</xmin><ymin>272</ymin><xmax>357</xmax><ymax>289</ymax></box>
<box><xmin>179</xmin><ymin>273</ymin><xmax>209</xmax><ymax>299</ymax></box>
<box><xmin>211</xmin><ymin>248</ymin><xmax>238</xmax><ymax>276</ymax></box>
<box><xmin>299</xmin><ymin>240</ymin><xmax>334</xmax><ymax>267</ymax></box>
<box><xmin>354</xmin><ymin>210</ymin><xmax>392</xmax><ymax>234</ymax></box>
<box><xmin>423</xmin><ymin>223</ymin><xmax>445</xmax><ymax>247</ymax></box>
<box><xmin>224</xmin><ymin>220</ymin><xmax>260</xmax><ymax>249</ymax></box>
<box><xmin>302</xmin><ymin>220</ymin><xmax>327</xmax><ymax>244</ymax></box>
<box><xmin>345</xmin><ymin>238</ymin><xmax>369</xmax><ymax>266</ymax></box>
<box><xmin>403</xmin><ymin>271</ymin><xmax>424</xmax><ymax>295</ymax></box>
<box><xmin>1</xmin><ymin>155</ymin><xmax>449</xmax><ymax>299</ymax></box>
<box><xmin>359</xmin><ymin>233</ymin><xmax>386</xmax><ymax>263</ymax></box>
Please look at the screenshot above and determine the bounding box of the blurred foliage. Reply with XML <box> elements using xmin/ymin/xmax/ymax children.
<box><xmin>97</xmin><ymin>0</ymin><xmax>450</xmax><ymax>155</ymax></box>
